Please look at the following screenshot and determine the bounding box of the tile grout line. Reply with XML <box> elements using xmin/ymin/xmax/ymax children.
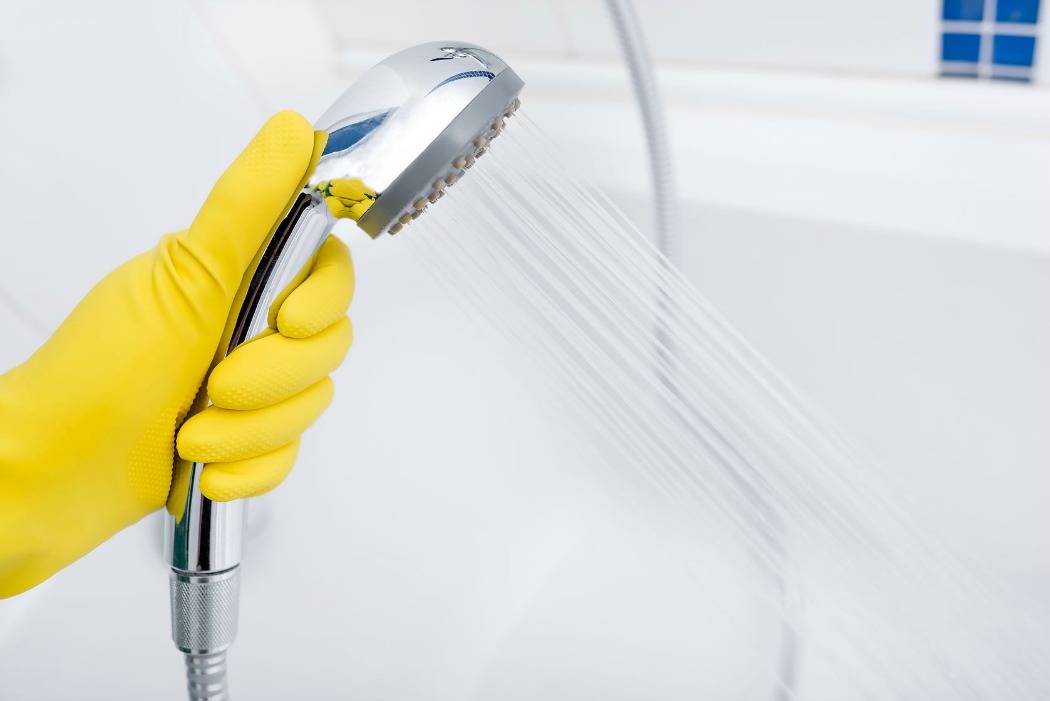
<box><xmin>978</xmin><ymin>0</ymin><xmax>999</xmax><ymax>78</ymax></box>
<box><xmin>943</xmin><ymin>19</ymin><xmax>1039</xmax><ymax>34</ymax></box>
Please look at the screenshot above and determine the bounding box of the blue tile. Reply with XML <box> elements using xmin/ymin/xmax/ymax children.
<box><xmin>943</xmin><ymin>0</ymin><xmax>985</xmax><ymax>20</ymax></box>
<box><xmin>993</xmin><ymin>35</ymin><xmax>1037</xmax><ymax>65</ymax></box>
<box><xmin>996</xmin><ymin>0</ymin><xmax>1040</xmax><ymax>23</ymax></box>
<box><xmin>942</xmin><ymin>33</ymin><xmax>982</xmax><ymax>61</ymax></box>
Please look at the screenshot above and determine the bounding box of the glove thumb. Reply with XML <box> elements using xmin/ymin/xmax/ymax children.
<box><xmin>175</xmin><ymin>111</ymin><xmax>324</xmax><ymax>299</ymax></box>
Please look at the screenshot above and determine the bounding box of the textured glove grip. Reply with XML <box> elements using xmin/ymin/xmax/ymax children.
<box><xmin>170</xmin><ymin>568</ymin><xmax>241</xmax><ymax>653</ymax></box>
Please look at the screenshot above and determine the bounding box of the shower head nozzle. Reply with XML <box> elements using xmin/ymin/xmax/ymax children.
<box><xmin>311</xmin><ymin>41</ymin><xmax>523</xmax><ymax>237</ymax></box>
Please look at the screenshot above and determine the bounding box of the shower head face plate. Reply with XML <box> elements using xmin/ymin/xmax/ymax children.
<box><xmin>310</xmin><ymin>42</ymin><xmax>524</xmax><ymax>237</ymax></box>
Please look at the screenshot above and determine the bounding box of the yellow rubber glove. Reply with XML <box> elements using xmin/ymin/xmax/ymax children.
<box><xmin>0</xmin><ymin>111</ymin><xmax>354</xmax><ymax>598</ymax></box>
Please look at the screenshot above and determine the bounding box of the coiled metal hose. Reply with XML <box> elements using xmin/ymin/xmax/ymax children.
<box><xmin>184</xmin><ymin>650</ymin><xmax>229</xmax><ymax>701</ymax></box>
<box><xmin>603</xmin><ymin>0</ymin><xmax>679</xmax><ymax>264</ymax></box>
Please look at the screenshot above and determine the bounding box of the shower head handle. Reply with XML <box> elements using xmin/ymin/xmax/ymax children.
<box><xmin>164</xmin><ymin>40</ymin><xmax>524</xmax><ymax>689</ymax></box>
<box><xmin>167</xmin><ymin>39</ymin><xmax>523</xmax><ymax>575</ymax></box>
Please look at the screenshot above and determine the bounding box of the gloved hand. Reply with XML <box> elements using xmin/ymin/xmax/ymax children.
<box><xmin>0</xmin><ymin>111</ymin><xmax>354</xmax><ymax>598</ymax></box>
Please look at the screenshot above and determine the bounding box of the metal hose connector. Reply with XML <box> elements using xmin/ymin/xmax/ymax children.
<box><xmin>170</xmin><ymin>567</ymin><xmax>239</xmax><ymax>700</ymax></box>
<box><xmin>184</xmin><ymin>651</ymin><xmax>229</xmax><ymax>701</ymax></box>
<box><xmin>604</xmin><ymin>0</ymin><xmax>679</xmax><ymax>265</ymax></box>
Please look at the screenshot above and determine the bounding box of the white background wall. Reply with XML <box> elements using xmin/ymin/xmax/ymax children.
<box><xmin>317</xmin><ymin>0</ymin><xmax>944</xmax><ymax>77</ymax></box>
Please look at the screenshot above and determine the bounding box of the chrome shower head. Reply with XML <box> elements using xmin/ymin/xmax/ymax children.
<box><xmin>166</xmin><ymin>41</ymin><xmax>523</xmax><ymax>701</ymax></box>
<box><xmin>311</xmin><ymin>41</ymin><xmax>523</xmax><ymax>237</ymax></box>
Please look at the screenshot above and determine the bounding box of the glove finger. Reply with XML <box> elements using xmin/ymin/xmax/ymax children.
<box><xmin>277</xmin><ymin>235</ymin><xmax>354</xmax><ymax>339</ymax></box>
<box><xmin>177</xmin><ymin>377</ymin><xmax>333</xmax><ymax>463</ymax></box>
<box><xmin>177</xmin><ymin>111</ymin><xmax>325</xmax><ymax>297</ymax></box>
<box><xmin>208</xmin><ymin>317</ymin><xmax>352</xmax><ymax>410</ymax></box>
<box><xmin>200</xmin><ymin>439</ymin><xmax>300</xmax><ymax>502</ymax></box>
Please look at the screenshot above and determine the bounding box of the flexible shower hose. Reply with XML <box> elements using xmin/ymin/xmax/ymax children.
<box><xmin>185</xmin><ymin>651</ymin><xmax>229</xmax><ymax>701</ymax></box>
<box><xmin>603</xmin><ymin>4</ymin><xmax>798</xmax><ymax>699</ymax></box>
<box><xmin>603</xmin><ymin>0</ymin><xmax>679</xmax><ymax>265</ymax></box>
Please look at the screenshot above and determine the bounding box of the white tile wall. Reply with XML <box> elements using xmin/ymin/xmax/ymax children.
<box><xmin>313</xmin><ymin>0</ymin><xmax>945</xmax><ymax>77</ymax></box>
<box><xmin>312</xmin><ymin>0</ymin><xmax>570</xmax><ymax>57</ymax></box>
<box><xmin>563</xmin><ymin>0</ymin><xmax>944</xmax><ymax>75</ymax></box>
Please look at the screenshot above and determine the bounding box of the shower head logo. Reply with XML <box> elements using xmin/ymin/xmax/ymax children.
<box><xmin>426</xmin><ymin>46</ymin><xmax>496</xmax><ymax>94</ymax></box>
<box><xmin>431</xmin><ymin>46</ymin><xmax>486</xmax><ymax>67</ymax></box>
<box><xmin>432</xmin><ymin>46</ymin><xmax>470</xmax><ymax>59</ymax></box>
